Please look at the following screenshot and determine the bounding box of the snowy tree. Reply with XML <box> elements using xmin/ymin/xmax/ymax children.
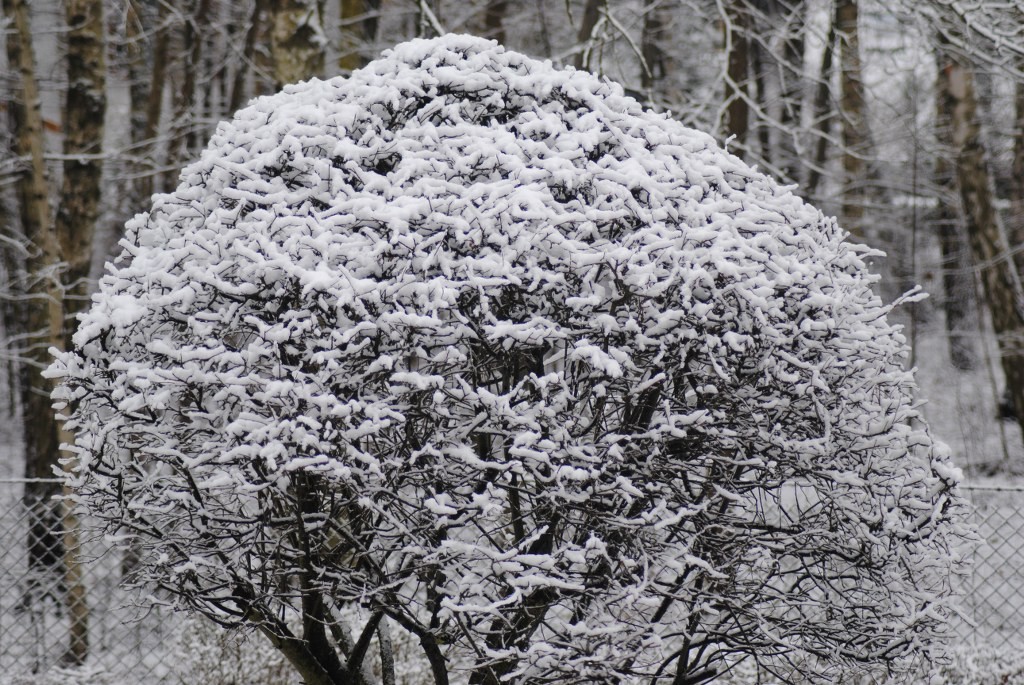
<box><xmin>50</xmin><ymin>35</ymin><xmax>970</xmax><ymax>685</ymax></box>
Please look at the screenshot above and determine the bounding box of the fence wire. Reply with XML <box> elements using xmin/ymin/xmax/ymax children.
<box><xmin>954</xmin><ymin>484</ymin><xmax>1024</xmax><ymax>651</ymax></box>
<box><xmin>0</xmin><ymin>479</ymin><xmax>181</xmax><ymax>685</ymax></box>
<box><xmin>0</xmin><ymin>479</ymin><xmax>1021</xmax><ymax>683</ymax></box>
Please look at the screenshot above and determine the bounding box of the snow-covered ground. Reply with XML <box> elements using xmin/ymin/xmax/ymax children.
<box><xmin>913</xmin><ymin>307</ymin><xmax>1024</xmax><ymax>474</ymax></box>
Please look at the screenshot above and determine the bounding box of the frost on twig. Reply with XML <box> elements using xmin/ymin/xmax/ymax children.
<box><xmin>49</xmin><ymin>34</ymin><xmax>970</xmax><ymax>685</ymax></box>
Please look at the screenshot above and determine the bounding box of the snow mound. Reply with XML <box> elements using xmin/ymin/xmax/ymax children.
<box><xmin>52</xmin><ymin>35</ymin><xmax>969</xmax><ymax>685</ymax></box>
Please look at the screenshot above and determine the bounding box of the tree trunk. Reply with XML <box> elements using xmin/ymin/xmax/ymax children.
<box><xmin>230</xmin><ymin>0</ymin><xmax>268</xmax><ymax>112</ymax></box>
<box><xmin>837</xmin><ymin>0</ymin><xmax>868</xmax><ymax>239</ymax></box>
<box><xmin>204</xmin><ymin>1</ymin><xmax>229</xmax><ymax>137</ymax></box>
<box><xmin>4</xmin><ymin>0</ymin><xmax>61</xmax><ymax>488</ymax></box>
<box><xmin>940</xmin><ymin>50</ymin><xmax>1024</xmax><ymax>439</ymax></box>
<box><xmin>0</xmin><ymin>151</ymin><xmax>25</xmax><ymax>421</ymax></box>
<box><xmin>750</xmin><ymin>40</ymin><xmax>770</xmax><ymax>159</ymax></box>
<box><xmin>934</xmin><ymin>51</ymin><xmax>981</xmax><ymax>371</ymax></box>
<box><xmin>125</xmin><ymin>1</ymin><xmax>149</xmax><ymax>151</ymax></box>
<box><xmin>573</xmin><ymin>0</ymin><xmax>601</xmax><ymax>71</ymax></box>
<box><xmin>184</xmin><ymin>0</ymin><xmax>212</xmax><ymax>155</ymax></box>
<box><xmin>3</xmin><ymin>0</ymin><xmax>75</xmax><ymax>655</ymax></box>
<box><xmin>0</xmin><ymin>0</ymin><xmax>36</xmax><ymax>397</ymax></box>
<box><xmin>338</xmin><ymin>0</ymin><xmax>380</xmax><ymax>71</ymax></box>
<box><xmin>117</xmin><ymin>0</ymin><xmax>152</xmax><ymax>251</ymax></box>
<box><xmin>805</xmin><ymin>11</ymin><xmax>837</xmax><ymax>198</ymax></box>
<box><xmin>270</xmin><ymin>0</ymin><xmax>327</xmax><ymax>88</ymax></box>
<box><xmin>722</xmin><ymin>0</ymin><xmax>750</xmax><ymax>147</ymax></box>
<box><xmin>164</xmin><ymin>0</ymin><xmax>212</xmax><ymax>190</ymax></box>
<box><xmin>138</xmin><ymin>0</ymin><xmax>170</xmax><ymax>201</ymax></box>
<box><xmin>378</xmin><ymin>618</ymin><xmax>396</xmax><ymax>685</ymax></box>
<box><xmin>1010</xmin><ymin>74</ymin><xmax>1024</xmax><ymax>276</ymax></box>
<box><xmin>482</xmin><ymin>0</ymin><xmax>507</xmax><ymax>44</ymax></box>
<box><xmin>57</xmin><ymin>0</ymin><xmax>107</xmax><ymax>348</ymax></box>
<box><xmin>254</xmin><ymin>621</ymin><xmax>343</xmax><ymax>685</ymax></box>
<box><xmin>338</xmin><ymin>0</ymin><xmax>366</xmax><ymax>71</ymax></box>
<box><xmin>640</xmin><ymin>3</ymin><xmax>666</xmax><ymax>93</ymax></box>
<box><xmin>60</xmin><ymin>475</ymin><xmax>89</xmax><ymax>664</ymax></box>
<box><xmin>54</xmin><ymin>0</ymin><xmax>107</xmax><ymax>664</ymax></box>
<box><xmin>776</xmin><ymin>0</ymin><xmax>805</xmax><ymax>182</ymax></box>
<box><xmin>416</xmin><ymin>0</ymin><xmax>443</xmax><ymax>37</ymax></box>
<box><xmin>242</xmin><ymin>592</ymin><xmax>367</xmax><ymax>685</ymax></box>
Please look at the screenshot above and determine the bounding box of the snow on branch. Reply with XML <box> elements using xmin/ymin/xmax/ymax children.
<box><xmin>49</xmin><ymin>33</ymin><xmax>971</xmax><ymax>685</ymax></box>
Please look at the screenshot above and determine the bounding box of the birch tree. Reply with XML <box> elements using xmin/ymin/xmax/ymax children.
<box><xmin>53</xmin><ymin>0</ymin><xmax>107</xmax><ymax>663</ymax></box>
<box><xmin>3</xmin><ymin>0</ymin><xmax>65</xmax><ymax>611</ymax></box>
<box><xmin>2</xmin><ymin>0</ymin><xmax>105</xmax><ymax>664</ymax></box>
<box><xmin>2</xmin><ymin>0</ymin><xmax>59</xmax><ymax>489</ymax></box>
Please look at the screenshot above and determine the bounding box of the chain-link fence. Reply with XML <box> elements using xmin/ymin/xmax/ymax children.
<box><xmin>1</xmin><ymin>478</ymin><xmax>1022</xmax><ymax>683</ymax></box>
<box><xmin>0</xmin><ymin>479</ymin><xmax>183</xmax><ymax>684</ymax></box>
<box><xmin>954</xmin><ymin>484</ymin><xmax>1024</xmax><ymax>651</ymax></box>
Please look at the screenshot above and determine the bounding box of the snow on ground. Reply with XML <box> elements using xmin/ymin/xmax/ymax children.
<box><xmin>913</xmin><ymin>308</ymin><xmax>1024</xmax><ymax>475</ymax></box>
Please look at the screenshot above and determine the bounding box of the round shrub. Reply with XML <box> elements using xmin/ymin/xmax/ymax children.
<box><xmin>51</xmin><ymin>34</ymin><xmax>969</xmax><ymax>685</ymax></box>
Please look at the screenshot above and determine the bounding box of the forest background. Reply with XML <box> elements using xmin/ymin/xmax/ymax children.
<box><xmin>3</xmin><ymin>0</ymin><xmax>1024</xmax><ymax>510</ymax></box>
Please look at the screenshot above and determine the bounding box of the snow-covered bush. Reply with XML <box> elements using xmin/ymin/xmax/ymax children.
<box><xmin>172</xmin><ymin>616</ymin><xmax>300</xmax><ymax>685</ymax></box>
<box><xmin>927</xmin><ymin>644</ymin><xmax>1024</xmax><ymax>684</ymax></box>
<box><xmin>49</xmin><ymin>34</ymin><xmax>970</xmax><ymax>685</ymax></box>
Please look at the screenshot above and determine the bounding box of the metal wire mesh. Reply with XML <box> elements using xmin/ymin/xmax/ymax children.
<box><xmin>1</xmin><ymin>479</ymin><xmax>1021</xmax><ymax>682</ymax></box>
<box><xmin>0</xmin><ymin>479</ymin><xmax>181</xmax><ymax>684</ymax></box>
<box><xmin>954</xmin><ymin>484</ymin><xmax>1024</xmax><ymax>651</ymax></box>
